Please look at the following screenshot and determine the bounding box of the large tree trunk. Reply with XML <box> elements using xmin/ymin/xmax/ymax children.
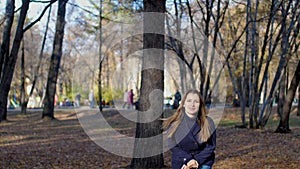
<box><xmin>0</xmin><ymin>0</ymin><xmax>15</xmax><ymax>79</ymax></box>
<box><xmin>0</xmin><ymin>0</ymin><xmax>29</xmax><ymax>122</ymax></box>
<box><xmin>130</xmin><ymin>0</ymin><xmax>165</xmax><ymax>168</ymax></box>
<box><xmin>42</xmin><ymin>0</ymin><xmax>68</xmax><ymax>119</ymax></box>
<box><xmin>276</xmin><ymin>60</ymin><xmax>300</xmax><ymax>133</ymax></box>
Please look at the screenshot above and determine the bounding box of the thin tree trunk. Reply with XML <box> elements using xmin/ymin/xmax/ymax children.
<box><xmin>42</xmin><ymin>0</ymin><xmax>68</xmax><ymax>119</ymax></box>
<box><xmin>277</xmin><ymin>69</ymin><xmax>286</xmax><ymax>125</ymax></box>
<box><xmin>200</xmin><ymin>0</ymin><xmax>211</xmax><ymax>97</ymax></box>
<box><xmin>210</xmin><ymin>20</ymin><xmax>250</xmax><ymax>111</ymax></box>
<box><xmin>26</xmin><ymin>4</ymin><xmax>52</xmax><ymax>109</ymax></box>
<box><xmin>186</xmin><ymin>0</ymin><xmax>204</xmax><ymax>91</ymax></box>
<box><xmin>252</xmin><ymin>0</ymin><xmax>261</xmax><ymax>129</ymax></box>
<box><xmin>98</xmin><ymin>0</ymin><xmax>103</xmax><ymax>112</ymax></box>
<box><xmin>178</xmin><ymin>56</ymin><xmax>186</xmax><ymax>93</ymax></box>
<box><xmin>0</xmin><ymin>0</ymin><xmax>29</xmax><ymax>122</ymax></box>
<box><xmin>20</xmin><ymin>5</ymin><xmax>52</xmax><ymax>114</ymax></box>
<box><xmin>276</xmin><ymin>60</ymin><xmax>300</xmax><ymax>133</ymax></box>
<box><xmin>248</xmin><ymin>0</ymin><xmax>254</xmax><ymax>128</ymax></box>
<box><xmin>204</xmin><ymin>0</ymin><xmax>221</xmax><ymax>101</ymax></box>
<box><xmin>263</xmin><ymin>72</ymin><xmax>268</xmax><ymax>104</ymax></box>
<box><xmin>297</xmin><ymin>85</ymin><xmax>300</xmax><ymax>116</ymax></box>
<box><xmin>120</xmin><ymin>24</ymin><xmax>124</xmax><ymax>91</ymax></box>
<box><xmin>20</xmin><ymin>40</ymin><xmax>27</xmax><ymax>114</ymax></box>
<box><xmin>174</xmin><ymin>0</ymin><xmax>187</xmax><ymax>93</ymax></box>
<box><xmin>258</xmin><ymin>0</ymin><xmax>296</xmax><ymax>127</ymax></box>
<box><xmin>240</xmin><ymin>0</ymin><xmax>251</xmax><ymax>127</ymax></box>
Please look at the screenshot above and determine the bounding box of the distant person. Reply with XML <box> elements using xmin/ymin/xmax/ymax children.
<box><xmin>7</xmin><ymin>96</ymin><xmax>11</xmax><ymax>108</ymax></box>
<box><xmin>206</xmin><ymin>92</ymin><xmax>212</xmax><ymax>108</ymax></box>
<box><xmin>232</xmin><ymin>96</ymin><xmax>239</xmax><ymax>107</ymax></box>
<box><xmin>13</xmin><ymin>93</ymin><xmax>17</xmax><ymax>103</ymax></box>
<box><xmin>173</xmin><ymin>90</ymin><xmax>181</xmax><ymax>109</ymax></box>
<box><xmin>163</xmin><ymin>89</ymin><xmax>216</xmax><ymax>169</ymax></box>
<box><xmin>122</xmin><ymin>90</ymin><xmax>129</xmax><ymax>108</ymax></box>
<box><xmin>74</xmin><ymin>93</ymin><xmax>81</xmax><ymax>107</ymax></box>
<box><xmin>134</xmin><ymin>97</ymin><xmax>140</xmax><ymax>110</ymax></box>
<box><xmin>128</xmin><ymin>89</ymin><xmax>134</xmax><ymax>109</ymax></box>
<box><xmin>89</xmin><ymin>90</ymin><xmax>94</xmax><ymax>108</ymax></box>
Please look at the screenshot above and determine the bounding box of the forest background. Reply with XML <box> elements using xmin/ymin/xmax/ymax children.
<box><xmin>0</xmin><ymin>0</ymin><xmax>299</xmax><ymax>168</ymax></box>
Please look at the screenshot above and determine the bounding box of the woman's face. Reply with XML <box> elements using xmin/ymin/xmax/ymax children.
<box><xmin>184</xmin><ymin>93</ymin><xmax>200</xmax><ymax>117</ymax></box>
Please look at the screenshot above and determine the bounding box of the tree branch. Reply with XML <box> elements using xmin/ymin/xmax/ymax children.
<box><xmin>23</xmin><ymin>0</ymin><xmax>58</xmax><ymax>32</ymax></box>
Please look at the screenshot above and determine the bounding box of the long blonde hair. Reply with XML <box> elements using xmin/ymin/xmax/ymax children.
<box><xmin>163</xmin><ymin>89</ymin><xmax>211</xmax><ymax>142</ymax></box>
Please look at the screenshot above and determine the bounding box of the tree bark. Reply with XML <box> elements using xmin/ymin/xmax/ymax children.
<box><xmin>0</xmin><ymin>0</ymin><xmax>15</xmax><ymax>80</ymax></box>
<box><xmin>0</xmin><ymin>0</ymin><xmax>29</xmax><ymax>122</ymax></box>
<box><xmin>20</xmin><ymin>40</ymin><xmax>28</xmax><ymax>114</ymax></box>
<box><xmin>277</xmin><ymin>68</ymin><xmax>286</xmax><ymax>126</ymax></box>
<box><xmin>42</xmin><ymin>0</ymin><xmax>68</xmax><ymax>119</ymax></box>
<box><xmin>297</xmin><ymin>85</ymin><xmax>300</xmax><ymax>116</ymax></box>
<box><xmin>130</xmin><ymin>0</ymin><xmax>165</xmax><ymax>168</ymax></box>
<box><xmin>258</xmin><ymin>0</ymin><xmax>296</xmax><ymax>127</ymax></box>
<box><xmin>276</xmin><ymin>60</ymin><xmax>300</xmax><ymax>133</ymax></box>
<box><xmin>98</xmin><ymin>0</ymin><xmax>103</xmax><ymax>112</ymax></box>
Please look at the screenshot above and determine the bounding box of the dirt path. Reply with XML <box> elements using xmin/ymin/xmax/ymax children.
<box><xmin>0</xmin><ymin>108</ymin><xmax>299</xmax><ymax>168</ymax></box>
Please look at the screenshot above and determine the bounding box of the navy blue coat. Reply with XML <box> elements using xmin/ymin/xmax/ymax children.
<box><xmin>168</xmin><ymin>115</ymin><xmax>216</xmax><ymax>169</ymax></box>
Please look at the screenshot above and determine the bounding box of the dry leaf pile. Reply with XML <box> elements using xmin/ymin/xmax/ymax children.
<box><xmin>0</xmin><ymin>107</ymin><xmax>299</xmax><ymax>169</ymax></box>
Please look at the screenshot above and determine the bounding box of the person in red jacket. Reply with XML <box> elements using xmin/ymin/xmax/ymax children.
<box><xmin>163</xmin><ymin>89</ymin><xmax>216</xmax><ymax>169</ymax></box>
<box><xmin>128</xmin><ymin>89</ymin><xmax>134</xmax><ymax>109</ymax></box>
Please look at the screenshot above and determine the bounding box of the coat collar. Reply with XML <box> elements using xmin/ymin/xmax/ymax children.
<box><xmin>191</xmin><ymin>121</ymin><xmax>201</xmax><ymax>136</ymax></box>
<box><xmin>182</xmin><ymin>113</ymin><xmax>201</xmax><ymax>136</ymax></box>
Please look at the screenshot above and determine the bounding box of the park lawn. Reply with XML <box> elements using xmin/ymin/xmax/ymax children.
<box><xmin>0</xmin><ymin>107</ymin><xmax>299</xmax><ymax>169</ymax></box>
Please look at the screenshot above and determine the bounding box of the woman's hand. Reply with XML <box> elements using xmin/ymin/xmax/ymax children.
<box><xmin>181</xmin><ymin>164</ymin><xmax>189</xmax><ymax>169</ymax></box>
<box><xmin>181</xmin><ymin>159</ymin><xmax>199</xmax><ymax>169</ymax></box>
<box><xmin>187</xmin><ymin>159</ymin><xmax>199</xmax><ymax>169</ymax></box>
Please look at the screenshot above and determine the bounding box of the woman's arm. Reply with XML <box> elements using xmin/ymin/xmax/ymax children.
<box><xmin>193</xmin><ymin>130</ymin><xmax>216</xmax><ymax>165</ymax></box>
<box><xmin>169</xmin><ymin>136</ymin><xmax>193</xmax><ymax>161</ymax></box>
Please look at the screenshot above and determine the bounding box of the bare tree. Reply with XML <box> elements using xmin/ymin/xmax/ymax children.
<box><xmin>20</xmin><ymin>4</ymin><xmax>52</xmax><ymax>114</ymax></box>
<box><xmin>165</xmin><ymin>0</ymin><xmax>190</xmax><ymax>94</ymax></box>
<box><xmin>259</xmin><ymin>0</ymin><xmax>299</xmax><ymax>127</ymax></box>
<box><xmin>42</xmin><ymin>0</ymin><xmax>68</xmax><ymax>119</ymax></box>
<box><xmin>0</xmin><ymin>0</ymin><xmax>15</xmax><ymax>80</ymax></box>
<box><xmin>98</xmin><ymin>0</ymin><xmax>103</xmax><ymax>112</ymax></box>
<box><xmin>0</xmin><ymin>0</ymin><xmax>29</xmax><ymax>121</ymax></box>
<box><xmin>276</xmin><ymin>60</ymin><xmax>300</xmax><ymax>133</ymax></box>
<box><xmin>20</xmin><ymin>40</ymin><xmax>26</xmax><ymax>114</ymax></box>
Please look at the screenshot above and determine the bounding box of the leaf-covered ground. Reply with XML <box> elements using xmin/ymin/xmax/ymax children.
<box><xmin>0</xmin><ymin>107</ymin><xmax>299</xmax><ymax>169</ymax></box>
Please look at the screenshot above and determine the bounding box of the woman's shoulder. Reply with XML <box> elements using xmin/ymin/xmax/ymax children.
<box><xmin>206</xmin><ymin>116</ymin><xmax>216</xmax><ymax>131</ymax></box>
<box><xmin>206</xmin><ymin>116</ymin><xmax>214</xmax><ymax>123</ymax></box>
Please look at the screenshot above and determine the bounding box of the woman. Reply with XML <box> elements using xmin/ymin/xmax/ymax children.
<box><xmin>163</xmin><ymin>89</ymin><xmax>216</xmax><ymax>169</ymax></box>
